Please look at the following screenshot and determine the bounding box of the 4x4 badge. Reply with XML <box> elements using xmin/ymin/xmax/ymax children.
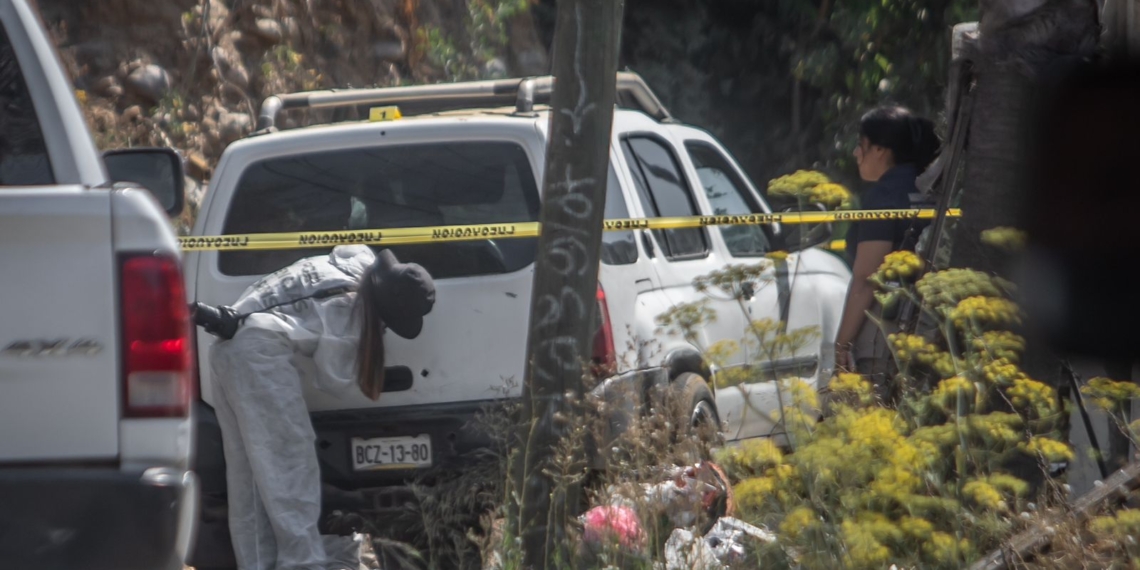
<box><xmin>1</xmin><ymin>338</ymin><xmax>102</xmax><ymax>357</ymax></box>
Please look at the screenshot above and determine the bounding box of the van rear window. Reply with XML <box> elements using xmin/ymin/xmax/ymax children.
<box><xmin>219</xmin><ymin>141</ymin><xmax>541</xmax><ymax>278</ymax></box>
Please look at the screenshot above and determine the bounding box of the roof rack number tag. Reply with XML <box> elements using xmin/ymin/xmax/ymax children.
<box><xmin>369</xmin><ymin>105</ymin><xmax>402</xmax><ymax>122</ymax></box>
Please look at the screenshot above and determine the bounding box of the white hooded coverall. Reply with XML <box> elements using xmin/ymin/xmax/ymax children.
<box><xmin>210</xmin><ymin>245</ymin><xmax>376</xmax><ymax>570</ymax></box>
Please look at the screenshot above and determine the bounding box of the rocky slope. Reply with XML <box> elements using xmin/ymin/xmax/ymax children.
<box><xmin>37</xmin><ymin>0</ymin><xmax>547</xmax><ymax>232</ymax></box>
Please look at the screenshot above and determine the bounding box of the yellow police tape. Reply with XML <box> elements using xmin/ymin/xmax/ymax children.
<box><xmin>178</xmin><ymin>208</ymin><xmax>962</xmax><ymax>251</ymax></box>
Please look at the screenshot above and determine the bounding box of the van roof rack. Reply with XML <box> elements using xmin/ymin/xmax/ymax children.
<box><xmin>253</xmin><ymin>71</ymin><xmax>673</xmax><ymax>133</ymax></box>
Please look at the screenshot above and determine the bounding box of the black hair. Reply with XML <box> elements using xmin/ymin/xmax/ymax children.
<box><xmin>354</xmin><ymin>263</ymin><xmax>388</xmax><ymax>400</ymax></box>
<box><xmin>859</xmin><ymin>106</ymin><xmax>941</xmax><ymax>170</ymax></box>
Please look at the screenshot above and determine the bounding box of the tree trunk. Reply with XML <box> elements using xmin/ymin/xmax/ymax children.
<box><xmin>950</xmin><ymin>0</ymin><xmax>1098</xmax><ymax>489</ymax></box>
<box><xmin>511</xmin><ymin>0</ymin><xmax>622</xmax><ymax>567</ymax></box>
<box><xmin>952</xmin><ymin>0</ymin><xmax>1098</xmax><ymax>278</ymax></box>
<box><xmin>952</xmin><ymin>0</ymin><xmax>1097</xmax><ymax>389</ymax></box>
<box><xmin>1100</xmin><ymin>0</ymin><xmax>1140</xmax><ymax>477</ymax></box>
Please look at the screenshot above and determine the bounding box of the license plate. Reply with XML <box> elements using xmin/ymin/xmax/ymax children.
<box><xmin>351</xmin><ymin>435</ymin><xmax>432</xmax><ymax>471</ymax></box>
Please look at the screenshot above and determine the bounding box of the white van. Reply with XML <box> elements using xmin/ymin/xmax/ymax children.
<box><xmin>184</xmin><ymin>73</ymin><xmax>850</xmax><ymax>564</ymax></box>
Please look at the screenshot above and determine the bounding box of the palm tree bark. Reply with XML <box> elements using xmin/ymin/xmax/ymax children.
<box><xmin>950</xmin><ymin>0</ymin><xmax>1099</xmax><ymax>486</ymax></box>
<box><xmin>951</xmin><ymin>0</ymin><xmax>1098</xmax><ymax>386</ymax></box>
<box><xmin>951</xmin><ymin>0</ymin><xmax>1099</xmax><ymax>278</ymax></box>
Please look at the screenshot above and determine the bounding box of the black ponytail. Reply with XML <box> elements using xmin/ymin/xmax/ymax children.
<box><xmin>354</xmin><ymin>263</ymin><xmax>387</xmax><ymax>400</ymax></box>
<box><xmin>859</xmin><ymin>106</ymin><xmax>941</xmax><ymax>170</ymax></box>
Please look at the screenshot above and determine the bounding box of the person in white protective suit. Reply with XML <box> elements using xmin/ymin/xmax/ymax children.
<box><xmin>198</xmin><ymin>245</ymin><xmax>435</xmax><ymax>570</ymax></box>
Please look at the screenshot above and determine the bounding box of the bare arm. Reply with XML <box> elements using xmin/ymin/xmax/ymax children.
<box><xmin>835</xmin><ymin>240</ymin><xmax>893</xmax><ymax>370</ymax></box>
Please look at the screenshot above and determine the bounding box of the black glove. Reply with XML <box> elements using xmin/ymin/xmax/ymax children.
<box><xmin>190</xmin><ymin>302</ymin><xmax>243</xmax><ymax>340</ymax></box>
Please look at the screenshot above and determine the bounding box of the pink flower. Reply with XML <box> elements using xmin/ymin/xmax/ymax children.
<box><xmin>581</xmin><ymin>505</ymin><xmax>646</xmax><ymax>551</ymax></box>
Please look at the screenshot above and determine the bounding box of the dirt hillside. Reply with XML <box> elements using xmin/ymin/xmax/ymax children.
<box><xmin>37</xmin><ymin>0</ymin><xmax>548</xmax><ymax>232</ymax></box>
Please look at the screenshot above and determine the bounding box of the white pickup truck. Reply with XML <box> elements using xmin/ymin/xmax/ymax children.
<box><xmin>185</xmin><ymin>74</ymin><xmax>850</xmax><ymax>565</ymax></box>
<box><xmin>0</xmin><ymin>1</ymin><xmax>196</xmax><ymax>568</ymax></box>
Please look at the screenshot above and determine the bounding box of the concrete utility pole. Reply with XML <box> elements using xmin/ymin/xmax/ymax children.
<box><xmin>513</xmin><ymin>0</ymin><xmax>622</xmax><ymax>566</ymax></box>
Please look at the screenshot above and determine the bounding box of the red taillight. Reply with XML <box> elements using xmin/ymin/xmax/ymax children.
<box><xmin>120</xmin><ymin>255</ymin><xmax>193</xmax><ymax>418</ymax></box>
<box><xmin>592</xmin><ymin>283</ymin><xmax>616</xmax><ymax>377</ymax></box>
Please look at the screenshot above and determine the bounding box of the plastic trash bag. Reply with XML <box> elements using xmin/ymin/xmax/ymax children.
<box><xmin>663</xmin><ymin>517</ymin><xmax>776</xmax><ymax>570</ymax></box>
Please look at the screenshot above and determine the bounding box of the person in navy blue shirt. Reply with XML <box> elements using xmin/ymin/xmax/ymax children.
<box><xmin>835</xmin><ymin>106</ymin><xmax>940</xmax><ymax>395</ymax></box>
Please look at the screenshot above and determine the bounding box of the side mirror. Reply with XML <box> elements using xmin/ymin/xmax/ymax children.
<box><xmin>780</xmin><ymin>202</ymin><xmax>834</xmax><ymax>252</ymax></box>
<box><xmin>104</xmin><ymin>148</ymin><xmax>186</xmax><ymax>216</ymax></box>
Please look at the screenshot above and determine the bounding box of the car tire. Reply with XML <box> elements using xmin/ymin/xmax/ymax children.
<box><xmin>673</xmin><ymin>373</ymin><xmax>722</xmax><ymax>451</ymax></box>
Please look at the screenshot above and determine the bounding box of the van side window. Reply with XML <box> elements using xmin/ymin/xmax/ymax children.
<box><xmin>601</xmin><ymin>165</ymin><xmax>637</xmax><ymax>265</ymax></box>
<box><xmin>685</xmin><ymin>141</ymin><xmax>771</xmax><ymax>256</ymax></box>
<box><xmin>621</xmin><ymin>136</ymin><xmax>708</xmax><ymax>259</ymax></box>
<box><xmin>0</xmin><ymin>23</ymin><xmax>53</xmax><ymax>185</ymax></box>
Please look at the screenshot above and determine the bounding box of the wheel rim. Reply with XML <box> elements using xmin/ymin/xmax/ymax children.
<box><xmin>692</xmin><ymin>400</ymin><xmax>716</xmax><ymax>429</ymax></box>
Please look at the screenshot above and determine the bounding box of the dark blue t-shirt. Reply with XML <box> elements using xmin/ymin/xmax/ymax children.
<box><xmin>845</xmin><ymin>163</ymin><xmax>928</xmax><ymax>264</ymax></box>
